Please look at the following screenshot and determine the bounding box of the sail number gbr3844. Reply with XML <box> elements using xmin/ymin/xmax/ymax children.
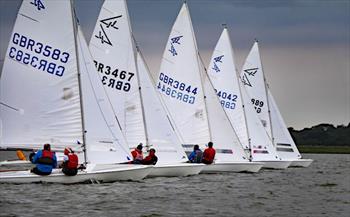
<box><xmin>157</xmin><ymin>72</ymin><xmax>198</xmax><ymax>105</ymax></box>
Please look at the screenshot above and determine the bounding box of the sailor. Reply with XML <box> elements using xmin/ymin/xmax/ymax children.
<box><xmin>188</xmin><ymin>144</ymin><xmax>203</xmax><ymax>163</ymax></box>
<box><xmin>131</xmin><ymin>143</ymin><xmax>144</xmax><ymax>164</ymax></box>
<box><xmin>142</xmin><ymin>148</ymin><xmax>158</xmax><ymax>165</ymax></box>
<box><xmin>202</xmin><ymin>141</ymin><xmax>216</xmax><ymax>164</ymax></box>
<box><xmin>31</xmin><ymin>143</ymin><xmax>57</xmax><ymax>175</ymax></box>
<box><xmin>61</xmin><ymin>147</ymin><xmax>79</xmax><ymax>176</ymax></box>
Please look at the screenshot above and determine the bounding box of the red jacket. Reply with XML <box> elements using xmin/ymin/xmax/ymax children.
<box><xmin>203</xmin><ymin>147</ymin><xmax>216</xmax><ymax>163</ymax></box>
<box><xmin>131</xmin><ymin>149</ymin><xmax>143</xmax><ymax>161</ymax></box>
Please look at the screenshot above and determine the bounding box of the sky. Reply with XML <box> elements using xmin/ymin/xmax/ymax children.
<box><xmin>0</xmin><ymin>0</ymin><xmax>349</xmax><ymax>130</ymax></box>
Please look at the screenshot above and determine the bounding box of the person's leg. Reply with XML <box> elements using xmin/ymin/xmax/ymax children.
<box><xmin>31</xmin><ymin>167</ymin><xmax>51</xmax><ymax>175</ymax></box>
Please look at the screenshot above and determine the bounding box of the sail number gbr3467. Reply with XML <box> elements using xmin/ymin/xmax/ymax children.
<box><xmin>94</xmin><ymin>60</ymin><xmax>135</xmax><ymax>92</ymax></box>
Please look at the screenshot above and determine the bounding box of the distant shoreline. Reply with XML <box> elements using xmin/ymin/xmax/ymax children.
<box><xmin>298</xmin><ymin>145</ymin><xmax>350</xmax><ymax>154</ymax></box>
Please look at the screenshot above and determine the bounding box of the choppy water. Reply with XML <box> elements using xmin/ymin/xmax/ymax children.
<box><xmin>0</xmin><ymin>154</ymin><xmax>349</xmax><ymax>217</ymax></box>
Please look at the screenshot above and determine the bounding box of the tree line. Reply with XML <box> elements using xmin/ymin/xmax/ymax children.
<box><xmin>288</xmin><ymin>123</ymin><xmax>350</xmax><ymax>146</ymax></box>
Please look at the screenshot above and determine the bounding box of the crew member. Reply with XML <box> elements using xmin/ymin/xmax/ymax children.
<box><xmin>202</xmin><ymin>142</ymin><xmax>216</xmax><ymax>164</ymax></box>
<box><xmin>31</xmin><ymin>143</ymin><xmax>57</xmax><ymax>175</ymax></box>
<box><xmin>142</xmin><ymin>148</ymin><xmax>158</xmax><ymax>165</ymax></box>
<box><xmin>188</xmin><ymin>145</ymin><xmax>203</xmax><ymax>163</ymax></box>
<box><xmin>131</xmin><ymin>143</ymin><xmax>144</xmax><ymax>164</ymax></box>
<box><xmin>61</xmin><ymin>147</ymin><xmax>79</xmax><ymax>176</ymax></box>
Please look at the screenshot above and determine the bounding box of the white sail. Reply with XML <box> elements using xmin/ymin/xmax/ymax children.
<box><xmin>202</xmin><ymin>68</ymin><xmax>249</xmax><ymax>162</ymax></box>
<box><xmin>240</xmin><ymin>41</ymin><xmax>272</xmax><ymax>138</ymax></box>
<box><xmin>240</xmin><ymin>84</ymin><xmax>280</xmax><ymax>161</ymax></box>
<box><xmin>89</xmin><ymin>0</ymin><xmax>145</xmax><ymax>147</ymax></box>
<box><xmin>156</xmin><ymin>3</ymin><xmax>210</xmax><ymax>145</ymax></box>
<box><xmin>207</xmin><ymin>28</ymin><xmax>249</xmax><ymax>150</ymax></box>
<box><xmin>137</xmin><ymin>51</ymin><xmax>188</xmax><ymax>163</ymax></box>
<box><xmin>76</xmin><ymin>27</ymin><xmax>132</xmax><ymax>164</ymax></box>
<box><xmin>267</xmin><ymin>90</ymin><xmax>301</xmax><ymax>159</ymax></box>
<box><xmin>207</xmin><ymin>29</ymin><xmax>279</xmax><ymax>162</ymax></box>
<box><xmin>0</xmin><ymin>0</ymin><xmax>82</xmax><ymax>151</ymax></box>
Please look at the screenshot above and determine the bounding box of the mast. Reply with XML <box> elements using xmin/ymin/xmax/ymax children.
<box><xmin>70</xmin><ymin>0</ymin><xmax>87</xmax><ymax>164</ymax></box>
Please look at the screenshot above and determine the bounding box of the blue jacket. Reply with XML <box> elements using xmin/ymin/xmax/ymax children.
<box><xmin>188</xmin><ymin>150</ymin><xmax>203</xmax><ymax>163</ymax></box>
<box><xmin>32</xmin><ymin>150</ymin><xmax>57</xmax><ymax>173</ymax></box>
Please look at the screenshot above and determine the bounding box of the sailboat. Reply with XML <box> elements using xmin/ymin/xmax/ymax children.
<box><xmin>89</xmin><ymin>0</ymin><xmax>203</xmax><ymax>177</ymax></box>
<box><xmin>240</xmin><ymin>41</ymin><xmax>313</xmax><ymax>168</ymax></box>
<box><xmin>0</xmin><ymin>0</ymin><xmax>152</xmax><ymax>184</ymax></box>
<box><xmin>207</xmin><ymin>27</ymin><xmax>291</xmax><ymax>169</ymax></box>
<box><xmin>156</xmin><ymin>3</ymin><xmax>263</xmax><ymax>173</ymax></box>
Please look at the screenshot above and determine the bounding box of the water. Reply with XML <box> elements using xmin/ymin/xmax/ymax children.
<box><xmin>0</xmin><ymin>154</ymin><xmax>349</xmax><ymax>217</ymax></box>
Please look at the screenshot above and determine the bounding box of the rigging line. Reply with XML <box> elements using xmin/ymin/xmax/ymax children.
<box><xmin>0</xmin><ymin>102</ymin><xmax>20</xmax><ymax>112</ymax></box>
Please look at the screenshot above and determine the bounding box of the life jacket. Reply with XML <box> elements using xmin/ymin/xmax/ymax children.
<box><xmin>131</xmin><ymin>149</ymin><xmax>143</xmax><ymax>161</ymax></box>
<box><xmin>37</xmin><ymin>150</ymin><xmax>54</xmax><ymax>165</ymax></box>
<box><xmin>203</xmin><ymin>148</ymin><xmax>216</xmax><ymax>163</ymax></box>
<box><xmin>66</xmin><ymin>153</ymin><xmax>78</xmax><ymax>169</ymax></box>
<box><xmin>193</xmin><ymin>150</ymin><xmax>203</xmax><ymax>163</ymax></box>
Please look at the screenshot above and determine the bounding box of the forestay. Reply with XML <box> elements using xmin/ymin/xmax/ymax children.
<box><xmin>267</xmin><ymin>90</ymin><xmax>301</xmax><ymax>160</ymax></box>
<box><xmin>240</xmin><ymin>42</ymin><xmax>272</xmax><ymax>138</ymax></box>
<box><xmin>156</xmin><ymin>3</ymin><xmax>210</xmax><ymax>145</ymax></box>
<box><xmin>76</xmin><ymin>27</ymin><xmax>132</xmax><ymax>164</ymax></box>
<box><xmin>89</xmin><ymin>0</ymin><xmax>145</xmax><ymax>147</ymax></box>
<box><xmin>0</xmin><ymin>0</ymin><xmax>82</xmax><ymax>151</ymax></box>
<box><xmin>137</xmin><ymin>52</ymin><xmax>188</xmax><ymax>163</ymax></box>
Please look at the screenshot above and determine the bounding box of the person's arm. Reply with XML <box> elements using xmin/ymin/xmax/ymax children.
<box><xmin>188</xmin><ymin>151</ymin><xmax>195</xmax><ymax>161</ymax></box>
<box><xmin>52</xmin><ymin>154</ymin><xmax>57</xmax><ymax>168</ymax></box>
<box><xmin>32</xmin><ymin>150</ymin><xmax>41</xmax><ymax>163</ymax></box>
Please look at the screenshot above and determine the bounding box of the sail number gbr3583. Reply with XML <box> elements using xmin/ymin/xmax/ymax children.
<box><xmin>8</xmin><ymin>32</ymin><xmax>70</xmax><ymax>77</ymax></box>
<box><xmin>94</xmin><ymin>60</ymin><xmax>135</xmax><ymax>92</ymax></box>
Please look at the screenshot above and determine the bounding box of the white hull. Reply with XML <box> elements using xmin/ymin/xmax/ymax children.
<box><xmin>0</xmin><ymin>164</ymin><xmax>152</xmax><ymax>184</ymax></box>
<box><xmin>147</xmin><ymin>163</ymin><xmax>204</xmax><ymax>177</ymax></box>
<box><xmin>200</xmin><ymin>162</ymin><xmax>264</xmax><ymax>174</ymax></box>
<box><xmin>289</xmin><ymin>159</ymin><xmax>313</xmax><ymax>168</ymax></box>
<box><xmin>0</xmin><ymin>160</ymin><xmax>31</xmax><ymax>167</ymax></box>
<box><xmin>258</xmin><ymin>160</ymin><xmax>292</xmax><ymax>169</ymax></box>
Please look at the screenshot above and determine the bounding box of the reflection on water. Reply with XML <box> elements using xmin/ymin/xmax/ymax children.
<box><xmin>0</xmin><ymin>154</ymin><xmax>349</xmax><ymax>217</ymax></box>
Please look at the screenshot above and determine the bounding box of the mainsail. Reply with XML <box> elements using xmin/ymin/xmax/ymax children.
<box><xmin>156</xmin><ymin>3</ymin><xmax>210</xmax><ymax>145</ymax></box>
<box><xmin>0</xmin><ymin>0</ymin><xmax>82</xmax><ymax>151</ymax></box>
<box><xmin>240</xmin><ymin>41</ymin><xmax>272</xmax><ymax>138</ymax></box>
<box><xmin>240</xmin><ymin>41</ymin><xmax>302</xmax><ymax>160</ymax></box>
<box><xmin>90</xmin><ymin>0</ymin><xmax>189</xmax><ymax>164</ymax></box>
<box><xmin>89</xmin><ymin>0</ymin><xmax>145</xmax><ymax>147</ymax></box>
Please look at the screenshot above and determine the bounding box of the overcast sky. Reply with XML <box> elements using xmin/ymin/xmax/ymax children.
<box><xmin>0</xmin><ymin>0</ymin><xmax>349</xmax><ymax>130</ymax></box>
